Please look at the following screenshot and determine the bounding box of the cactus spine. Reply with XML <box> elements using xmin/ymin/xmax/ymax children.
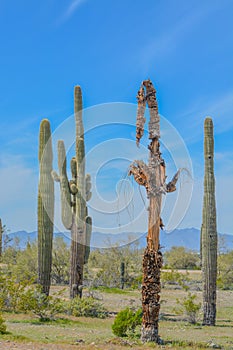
<box><xmin>53</xmin><ymin>86</ymin><xmax>92</xmax><ymax>298</ymax></box>
<box><xmin>38</xmin><ymin>119</ymin><xmax>54</xmax><ymax>296</ymax></box>
<box><xmin>201</xmin><ymin>117</ymin><xmax>217</xmax><ymax>326</ymax></box>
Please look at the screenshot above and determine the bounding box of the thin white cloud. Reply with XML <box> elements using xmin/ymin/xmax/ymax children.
<box><xmin>60</xmin><ymin>0</ymin><xmax>88</xmax><ymax>23</ymax></box>
<box><xmin>140</xmin><ymin>1</ymin><xmax>222</xmax><ymax>70</ymax></box>
<box><xmin>176</xmin><ymin>90</ymin><xmax>233</xmax><ymax>145</ymax></box>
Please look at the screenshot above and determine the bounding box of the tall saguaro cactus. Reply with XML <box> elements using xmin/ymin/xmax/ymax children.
<box><xmin>129</xmin><ymin>80</ymin><xmax>179</xmax><ymax>342</ymax></box>
<box><xmin>201</xmin><ymin>117</ymin><xmax>217</xmax><ymax>326</ymax></box>
<box><xmin>53</xmin><ymin>86</ymin><xmax>92</xmax><ymax>298</ymax></box>
<box><xmin>38</xmin><ymin>119</ymin><xmax>54</xmax><ymax>296</ymax></box>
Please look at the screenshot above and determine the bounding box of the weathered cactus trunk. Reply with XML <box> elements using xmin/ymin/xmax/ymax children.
<box><xmin>52</xmin><ymin>86</ymin><xmax>92</xmax><ymax>298</ymax></box>
<box><xmin>129</xmin><ymin>79</ymin><xmax>179</xmax><ymax>342</ymax></box>
<box><xmin>120</xmin><ymin>262</ymin><xmax>125</xmax><ymax>289</ymax></box>
<box><xmin>201</xmin><ymin>117</ymin><xmax>217</xmax><ymax>326</ymax></box>
<box><xmin>38</xmin><ymin>119</ymin><xmax>54</xmax><ymax>296</ymax></box>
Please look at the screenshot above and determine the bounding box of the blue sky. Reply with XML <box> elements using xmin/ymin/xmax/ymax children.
<box><xmin>0</xmin><ymin>0</ymin><xmax>232</xmax><ymax>235</ymax></box>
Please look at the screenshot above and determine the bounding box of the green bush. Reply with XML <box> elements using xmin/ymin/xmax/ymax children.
<box><xmin>217</xmin><ymin>251</ymin><xmax>233</xmax><ymax>290</ymax></box>
<box><xmin>174</xmin><ymin>292</ymin><xmax>201</xmax><ymax>324</ymax></box>
<box><xmin>0</xmin><ymin>272</ymin><xmax>34</xmax><ymax>312</ymax></box>
<box><xmin>21</xmin><ymin>286</ymin><xmax>65</xmax><ymax>321</ymax></box>
<box><xmin>161</xmin><ymin>269</ymin><xmax>190</xmax><ymax>291</ymax></box>
<box><xmin>69</xmin><ymin>297</ymin><xmax>107</xmax><ymax>319</ymax></box>
<box><xmin>0</xmin><ymin>271</ymin><xmax>65</xmax><ymax>320</ymax></box>
<box><xmin>112</xmin><ymin>307</ymin><xmax>142</xmax><ymax>337</ymax></box>
<box><xmin>164</xmin><ymin>246</ymin><xmax>200</xmax><ymax>270</ymax></box>
<box><xmin>0</xmin><ymin>314</ymin><xmax>6</xmax><ymax>334</ymax></box>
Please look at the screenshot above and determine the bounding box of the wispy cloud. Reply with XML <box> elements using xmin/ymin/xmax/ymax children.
<box><xmin>140</xmin><ymin>1</ymin><xmax>222</xmax><ymax>70</ymax></box>
<box><xmin>176</xmin><ymin>90</ymin><xmax>233</xmax><ymax>145</ymax></box>
<box><xmin>59</xmin><ymin>0</ymin><xmax>88</xmax><ymax>23</ymax></box>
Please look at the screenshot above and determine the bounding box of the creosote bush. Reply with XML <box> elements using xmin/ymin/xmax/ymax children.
<box><xmin>0</xmin><ymin>314</ymin><xmax>7</xmax><ymax>334</ymax></box>
<box><xmin>0</xmin><ymin>273</ymin><xmax>34</xmax><ymax>313</ymax></box>
<box><xmin>112</xmin><ymin>307</ymin><xmax>142</xmax><ymax>337</ymax></box>
<box><xmin>164</xmin><ymin>246</ymin><xmax>200</xmax><ymax>270</ymax></box>
<box><xmin>21</xmin><ymin>286</ymin><xmax>65</xmax><ymax>321</ymax></box>
<box><xmin>69</xmin><ymin>296</ymin><xmax>107</xmax><ymax>319</ymax></box>
<box><xmin>0</xmin><ymin>272</ymin><xmax>65</xmax><ymax>320</ymax></box>
<box><xmin>217</xmin><ymin>250</ymin><xmax>233</xmax><ymax>290</ymax></box>
<box><xmin>161</xmin><ymin>269</ymin><xmax>190</xmax><ymax>290</ymax></box>
<box><xmin>175</xmin><ymin>292</ymin><xmax>201</xmax><ymax>324</ymax></box>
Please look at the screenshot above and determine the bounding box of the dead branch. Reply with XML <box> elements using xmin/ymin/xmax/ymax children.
<box><xmin>159</xmin><ymin>217</ymin><xmax>164</xmax><ymax>230</ymax></box>
<box><xmin>128</xmin><ymin>160</ymin><xmax>149</xmax><ymax>192</ymax></box>
<box><xmin>136</xmin><ymin>85</ymin><xmax>146</xmax><ymax>146</ymax></box>
<box><xmin>166</xmin><ymin>169</ymin><xmax>181</xmax><ymax>193</ymax></box>
<box><xmin>143</xmin><ymin>79</ymin><xmax>160</xmax><ymax>140</ymax></box>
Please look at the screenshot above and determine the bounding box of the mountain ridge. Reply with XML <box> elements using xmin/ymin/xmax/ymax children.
<box><xmin>3</xmin><ymin>228</ymin><xmax>233</xmax><ymax>252</ymax></box>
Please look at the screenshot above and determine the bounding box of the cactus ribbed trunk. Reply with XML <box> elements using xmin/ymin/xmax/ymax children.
<box><xmin>53</xmin><ymin>86</ymin><xmax>92</xmax><ymax>299</ymax></box>
<box><xmin>70</xmin><ymin>86</ymin><xmax>86</xmax><ymax>298</ymax></box>
<box><xmin>38</xmin><ymin>119</ymin><xmax>54</xmax><ymax>296</ymax></box>
<box><xmin>201</xmin><ymin>117</ymin><xmax>217</xmax><ymax>326</ymax></box>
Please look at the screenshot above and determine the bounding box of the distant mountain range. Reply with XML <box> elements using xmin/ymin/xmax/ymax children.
<box><xmin>3</xmin><ymin>228</ymin><xmax>233</xmax><ymax>252</ymax></box>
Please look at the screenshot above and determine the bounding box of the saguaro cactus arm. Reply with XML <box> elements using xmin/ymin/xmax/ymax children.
<box><xmin>84</xmin><ymin>216</ymin><xmax>92</xmax><ymax>264</ymax></box>
<box><xmin>85</xmin><ymin>174</ymin><xmax>92</xmax><ymax>201</ymax></box>
<box><xmin>56</xmin><ymin>140</ymin><xmax>73</xmax><ymax>230</ymax></box>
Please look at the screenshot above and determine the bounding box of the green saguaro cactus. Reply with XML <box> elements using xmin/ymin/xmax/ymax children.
<box><xmin>53</xmin><ymin>86</ymin><xmax>92</xmax><ymax>298</ymax></box>
<box><xmin>201</xmin><ymin>117</ymin><xmax>217</xmax><ymax>326</ymax></box>
<box><xmin>38</xmin><ymin>119</ymin><xmax>54</xmax><ymax>296</ymax></box>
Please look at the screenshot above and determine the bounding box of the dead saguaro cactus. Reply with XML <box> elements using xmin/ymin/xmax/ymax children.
<box><xmin>201</xmin><ymin>117</ymin><xmax>217</xmax><ymax>326</ymax></box>
<box><xmin>129</xmin><ymin>79</ymin><xmax>180</xmax><ymax>342</ymax></box>
<box><xmin>52</xmin><ymin>86</ymin><xmax>92</xmax><ymax>298</ymax></box>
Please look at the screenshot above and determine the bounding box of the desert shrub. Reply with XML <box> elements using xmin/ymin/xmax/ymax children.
<box><xmin>87</xmin><ymin>241</ymin><xmax>142</xmax><ymax>289</ymax></box>
<box><xmin>0</xmin><ymin>272</ymin><xmax>33</xmax><ymax>312</ymax></box>
<box><xmin>217</xmin><ymin>250</ymin><xmax>233</xmax><ymax>290</ymax></box>
<box><xmin>0</xmin><ymin>314</ymin><xmax>6</xmax><ymax>334</ymax></box>
<box><xmin>161</xmin><ymin>269</ymin><xmax>190</xmax><ymax>290</ymax></box>
<box><xmin>2</xmin><ymin>238</ymin><xmax>70</xmax><ymax>285</ymax></box>
<box><xmin>174</xmin><ymin>292</ymin><xmax>201</xmax><ymax>324</ymax></box>
<box><xmin>164</xmin><ymin>246</ymin><xmax>200</xmax><ymax>270</ymax></box>
<box><xmin>69</xmin><ymin>296</ymin><xmax>107</xmax><ymax>319</ymax></box>
<box><xmin>0</xmin><ymin>270</ymin><xmax>65</xmax><ymax>320</ymax></box>
<box><xmin>112</xmin><ymin>307</ymin><xmax>142</xmax><ymax>337</ymax></box>
<box><xmin>21</xmin><ymin>286</ymin><xmax>65</xmax><ymax>321</ymax></box>
<box><xmin>11</xmin><ymin>242</ymin><xmax>38</xmax><ymax>282</ymax></box>
<box><xmin>51</xmin><ymin>237</ymin><xmax>70</xmax><ymax>285</ymax></box>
